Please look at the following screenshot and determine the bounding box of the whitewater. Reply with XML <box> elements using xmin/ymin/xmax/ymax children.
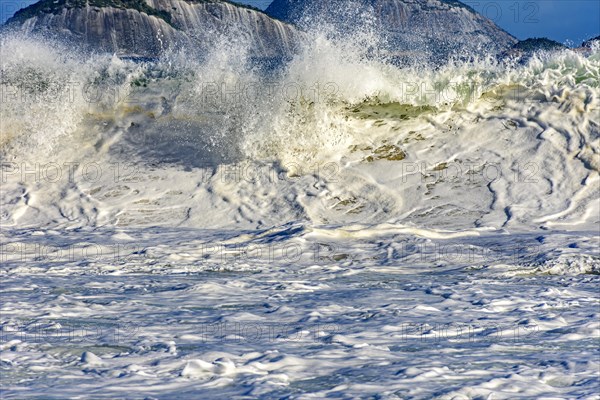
<box><xmin>1</xmin><ymin>17</ymin><xmax>599</xmax><ymax>399</ymax></box>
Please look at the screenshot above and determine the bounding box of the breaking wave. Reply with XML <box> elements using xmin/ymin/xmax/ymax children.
<box><xmin>1</xmin><ymin>25</ymin><xmax>599</xmax><ymax>230</ymax></box>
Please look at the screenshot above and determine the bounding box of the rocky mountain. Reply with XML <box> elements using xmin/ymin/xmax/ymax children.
<box><xmin>3</xmin><ymin>0</ymin><xmax>522</xmax><ymax>64</ymax></box>
<box><xmin>582</xmin><ymin>35</ymin><xmax>600</xmax><ymax>48</ymax></box>
<box><xmin>512</xmin><ymin>38</ymin><xmax>566</xmax><ymax>52</ymax></box>
<box><xmin>266</xmin><ymin>0</ymin><xmax>518</xmax><ymax>63</ymax></box>
<box><xmin>3</xmin><ymin>0</ymin><xmax>302</xmax><ymax>59</ymax></box>
<box><xmin>498</xmin><ymin>37</ymin><xmax>568</xmax><ymax>63</ymax></box>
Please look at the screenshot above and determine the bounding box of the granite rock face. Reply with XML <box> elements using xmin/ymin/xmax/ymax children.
<box><xmin>4</xmin><ymin>0</ymin><xmax>519</xmax><ymax>64</ymax></box>
<box><xmin>266</xmin><ymin>0</ymin><xmax>518</xmax><ymax>63</ymax></box>
<box><xmin>4</xmin><ymin>0</ymin><xmax>303</xmax><ymax>59</ymax></box>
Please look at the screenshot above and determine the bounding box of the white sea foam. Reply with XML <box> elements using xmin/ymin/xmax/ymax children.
<box><xmin>1</xmin><ymin>26</ymin><xmax>599</xmax><ymax>399</ymax></box>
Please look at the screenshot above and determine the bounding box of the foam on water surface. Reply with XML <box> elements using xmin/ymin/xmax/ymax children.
<box><xmin>1</xmin><ymin>21</ymin><xmax>599</xmax><ymax>399</ymax></box>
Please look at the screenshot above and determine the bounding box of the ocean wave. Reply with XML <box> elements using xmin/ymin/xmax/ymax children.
<box><xmin>1</xmin><ymin>30</ymin><xmax>598</xmax><ymax>230</ymax></box>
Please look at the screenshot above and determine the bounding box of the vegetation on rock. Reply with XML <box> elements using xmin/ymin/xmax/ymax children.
<box><xmin>7</xmin><ymin>0</ymin><xmax>264</xmax><ymax>27</ymax></box>
<box><xmin>9</xmin><ymin>0</ymin><xmax>173</xmax><ymax>25</ymax></box>
<box><xmin>512</xmin><ymin>38</ymin><xmax>567</xmax><ymax>52</ymax></box>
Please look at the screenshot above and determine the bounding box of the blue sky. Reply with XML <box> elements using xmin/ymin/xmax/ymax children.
<box><xmin>1</xmin><ymin>0</ymin><xmax>598</xmax><ymax>45</ymax></box>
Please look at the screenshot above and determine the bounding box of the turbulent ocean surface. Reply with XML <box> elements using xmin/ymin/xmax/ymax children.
<box><xmin>1</xmin><ymin>18</ymin><xmax>599</xmax><ymax>399</ymax></box>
